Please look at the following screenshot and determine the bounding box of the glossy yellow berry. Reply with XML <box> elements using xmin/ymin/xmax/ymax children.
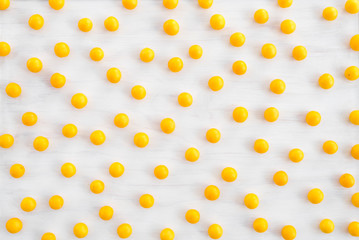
<box><xmin>106</xmin><ymin>67</ymin><xmax>121</xmax><ymax>83</ymax></box>
<box><xmin>254</xmin><ymin>9</ymin><xmax>269</xmax><ymax>24</ymax></box>
<box><xmin>134</xmin><ymin>132</ymin><xmax>149</xmax><ymax>148</ymax></box>
<box><xmin>10</xmin><ymin>164</ymin><xmax>25</xmax><ymax>178</ymax></box>
<box><xmin>323</xmin><ymin>7</ymin><xmax>338</xmax><ymax>21</ymax></box>
<box><xmin>273</xmin><ymin>171</ymin><xmax>288</xmax><ymax>186</ymax></box>
<box><xmin>163</xmin><ymin>19</ymin><xmax>179</xmax><ymax>35</ymax></box>
<box><xmin>264</xmin><ymin>107</ymin><xmax>279</xmax><ymax>122</ymax></box>
<box><xmin>189</xmin><ymin>45</ymin><xmax>203</xmax><ymax>59</ymax></box>
<box><xmin>90</xmin><ymin>130</ymin><xmax>106</xmax><ymax>145</ymax></box>
<box><xmin>0</xmin><ymin>0</ymin><xmax>10</xmax><ymax>10</ymax></box>
<box><xmin>270</xmin><ymin>79</ymin><xmax>285</xmax><ymax>94</ymax></box>
<box><xmin>292</xmin><ymin>46</ymin><xmax>307</xmax><ymax>61</ymax></box>
<box><xmin>206</xmin><ymin>128</ymin><xmax>221</xmax><ymax>143</ymax></box>
<box><xmin>352</xmin><ymin>144</ymin><xmax>359</xmax><ymax>160</ymax></box>
<box><xmin>244</xmin><ymin>193</ymin><xmax>259</xmax><ymax>209</ymax></box>
<box><xmin>307</xmin><ymin>188</ymin><xmax>324</xmax><ymax>204</ymax></box>
<box><xmin>253</xmin><ymin>218</ymin><xmax>268</xmax><ymax>233</ymax></box>
<box><xmin>306</xmin><ymin>111</ymin><xmax>321</xmax><ymax>126</ymax></box>
<box><xmin>73</xmin><ymin>223</ymin><xmax>88</xmax><ymax>238</ymax></box>
<box><xmin>168</xmin><ymin>57</ymin><xmax>183</xmax><ymax>72</ymax></box>
<box><xmin>99</xmin><ymin>206</ymin><xmax>113</xmax><ymax>220</ymax></box>
<box><xmin>28</xmin><ymin>14</ymin><xmax>44</xmax><ymax>30</ymax></box>
<box><xmin>340</xmin><ymin>173</ymin><xmax>355</xmax><ymax>188</ymax></box>
<box><xmin>139</xmin><ymin>194</ymin><xmax>154</xmax><ymax>208</ymax></box>
<box><xmin>49</xmin><ymin>0</ymin><xmax>64</xmax><ymax>10</ymax></box>
<box><xmin>20</xmin><ymin>197</ymin><xmax>36</xmax><ymax>212</ymax></box>
<box><xmin>50</xmin><ymin>73</ymin><xmax>66</xmax><ymax>88</ymax></box>
<box><xmin>210</xmin><ymin>14</ymin><xmax>225</xmax><ymax>30</ymax></box>
<box><xmin>185</xmin><ymin>147</ymin><xmax>200</xmax><ymax>162</ymax></box>
<box><xmin>205</xmin><ymin>185</ymin><xmax>220</xmax><ymax>201</ymax></box>
<box><xmin>350</xmin><ymin>34</ymin><xmax>359</xmax><ymax>51</ymax></box>
<box><xmin>160</xmin><ymin>228</ymin><xmax>175</xmax><ymax>240</ymax></box>
<box><xmin>318</xmin><ymin>73</ymin><xmax>334</xmax><ymax>89</ymax></box>
<box><xmin>178</xmin><ymin>92</ymin><xmax>192</xmax><ymax>107</ymax></box>
<box><xmin>104</xmin><ymin>16</ymin><xmax>119</xmax><ymax>31</ymax></box>
<box><xmin>122</xmin><ymin>0</ymin><xmax>137</xmax><ymax>10</ymax></box>
<box><xmin>27</xmin><ymin>57</ymin><xmax>42</xmax><ymax>73</ymax></box>
<box><xmin>154</xmin><ymin>165</ymin><xmax>169</xmax><ymax>180</ymax></box>
<box><xmin>345</xmin><ymin>66</ymin><xmax>359</xmax><ymax>81</ymax></box>
<box><xmin>322</xmin><ymin>140</ymin><xmax>338</xmax><ymax>154</ymax></box>
<box><xmin>278</xmin><ymin>0</ymin><xmax>292</xmax><ymax>8</ymax></box>
<box><xmin>230</xmin><ymin>32</ymin><xmax>245</xmax><ymax>47</ymax></box>
<box><xmin>78</xmin><ymin>18</ymin><xmax>92</xmax><ymax>32</ymax></box>
<box><xmin>208</xmin><ymin>224</ymin><xmax>223</xmax><ymax>239</ymax></box>
<box><xmin>349</xmin><ymin>222</ymin><xmax>359</xmax><ymax>237</ymax></box>
<box><xmin>117</xmin><ymin>223</ymin><xmax>132</xmax><ymax>238</ymax></box>
<box><xmin>345</xmin><ymin>0</ymin><xmax>359</xmax><ymax>14</ymax></box>
<box><xmin>1</xmin><ymin>134</ymin><xmax>14</xmax><ymax>148</ymax></box>
<box><xmin>131</xmin><ymin>85</ymin><xmax>146</xmax><ymax>100</ymax></box>
<box><xmin>221</xmin><ymin>167</ymin><xmax>237</xmax><ymax>182</ymax></box>
<box><xmin>140</xmin><ymin>48</ymin><xmax>155</xmax><ymax>62</ymax></box>
<box><xmin>90</xmin><ymin>47</ymin><xmax>104</xmax><ymax>61</ymax></box>
<box><xmin>163</xmin><ymin>0</ymin><xmax>178</xmax><ymax>9</ymax></box>
<box><xmin>161</xmin><ymin>118</ymin><xmax>175</xmax><ymax>134</ymax></box>
<box><xmin>49</xmin><ymin>195</ymin><xmax>64</xmax><ymax>210</ymax></box>
<box><xmin>109</xmin><ymin>162</ymin><xmax>125</xmax><ymax>178</ymax></box>
<box><xmin>349</xmin><ymin>110</ymin><xmax>359</xmax><ymax>125</ymax></box>
<box><xmin>320</xmin><ymin>219</ymin><xmax>334</xmax><ymax>233</ymax></box>
<box><xmin>114</xmin><ymin>113</ymin><xmax>129</xmax><ymax>128</ymax></box>
<box><xmin>254</xmin><ymin>139</ymin><xmax>269</xmax><ymax>153</ymax></box>
<box><xmin>5</xmin><ymin>82</ymin><xmax>21</xmax><ymax>98</ymax></box>
<box><xmin>281</xmin><ymin>19</ymin><xmax>296</xmax><ymax>34</ymax></box>
<box><xmin>198</xmin><ymin>0</ymin><xmax>212</xmax><ymax>8</ymax></box>
<box><xmin>208</xmin><ymin>76</ymin><xmax>224</xmax><ymax>91</ymax></box>
<box><xmin>54</xmin><ymin>42</ymin><xmax>69</xmax><ymax>57</ymax></box>
<box><xmin>61</xmin><ymin>162</ymin><xmax>76</xmax><ymax>178</ymax></box>
<box><xmin>6</xmin><ymin>218</ymin><xmax>22</xmax><ymax>234</ymax></box>
<box><xmin>261</xmin><ymin>43</ymin><xmax>276</xmax><ymax>59</ymax></box>
<box><xmin>232</xmin><ymin>60</ymin><xmax>247</xmax><ymax>75</ymax></box>
<box><xmin>33</xmin><ymin>136</ymin><xmax>49</xmax><ymax>151</ymax></box>
<box><xmin>71</xmin><ymin>93</ymin><xmax>88</xmax><ymax>109</ymax></box>
<box><xmin>62</xmin><ymin>124</ymin><xmax>77</xmax><ymax>138</ymax></box>
<box><xmin>233</xmin><ymin>107</ymin><xmax>248</xmax><ymax>123</ymax></box>
<box><xmin>289</xmin><ymin>148</ymin><xmax>304</xmax><ymax>162</ymax></box>
<box><xmin>352</xmin><ymin>193</ymin><xmax>359</xmax><ymax>207</ymax></box>
<box><xmin>90</xmin><ymin>180</ymin><xmax>105</xmax><ymax>194</ymax></box>
<box><xmin>41</xmin><ymin>232</ymin><xmax>56</xmax><ymax>240</ymax></box>
<box><xmin>0</xmin><ymin>41</ymin><xmax>11</xmax><ymax>56</ymax></box>
<box><xmin>185</xmin><ymin>209</ymin><xmax>200</xmax><ymax>224</ymax></box>
<box><xmin>282</xmin><ymin>225</ymin><xmax>296</xmax><ymax>240</ymax></box>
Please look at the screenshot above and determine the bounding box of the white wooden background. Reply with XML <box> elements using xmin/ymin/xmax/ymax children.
<box><xmin>0</xmin><ymin>0</ymin><xmax>359</xmax><ymax>239</ymax></box>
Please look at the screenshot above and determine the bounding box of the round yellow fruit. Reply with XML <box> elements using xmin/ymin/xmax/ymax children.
<box><xmin>71</xmin><ymin>93</ymin><xmax>87</xmax><ymax>109</ymax></box>
<box><xmin>189</xmin><ymin>45</ymin><xmax>203</xmax><ymax>59</ymax></box>
<box><xmin>49</xmin><ymin>0</ymin><xmax>65</xmax><ymax>10</ymax></box>
<box><xmin>289</xmin><ymin>148</ymin><xmax>304</xmax><ymax>162</ymax></box>
<box><xmin>352</xmin><ymin>193</ymin><xmax>359</xmax><ymax>207</ymax></box>
<box><xmin>139</xmin><ymin>194</ymin><xmax>154</xmax><ymax>208</ymax></box>
<box><xmin>208</xmin><ymin>76</ymin><xmax>224</xmax><ymax>91</ymax></box>
<box><xmin>322</xmin><ymin>140</ymin><xmax>338</xmax><ymax>154</ymax></box>
<box><xmin>349</xmin><ymin>222</ymin><xmax>359</xmax><ymax>237</ymax></box>
<box><xmin>185</xmin><ymin>147</ymin><xmax>200</xmax><ymax>162</ymax></box>
<box><xmin>163</xmin><ymin>0</ymin><xmax>178</xmax><ymax>9</ymax></box>
<box><xmin>281</xmin><ymin>19</ymin><xmax>296</xmax><ymax>34</ymax></box>
<box><xmin>114</xmin><ymin>113</ymin><xmax>129</xmax><ymax>128</ymax></box>
<box><xmin>233</xmin><ymin>107</ymin><xmax>248</xmax><ymax>123</ymax></box>
<box><xmin>22</xmin><ymin>112</ymin><xmax>37</xmax><ymax>126</ymax></box>
<box><xmin>232</xmin><ymin>60</ymin><xmax>247</xmax><ymax>75</ymax></box>
<box><xmin>160</xmin><ymin>118</ymin><xmax>175</xmax><ymax>134</ymax></box>
<box><xmin>78</xmin><ymin>18</ymin><xmax>92</xmax><ymax>32</ymax></box>
<box><xmin>109</xmin><ymin>162</ymin><xmax>125</xmax><ymax>178</ymax></box>
<box><xmin>122</xmin><ymin>0</ymin><xmax>137</xmax><ymax>10</ymax></box>
<box><xmin>307</xmin><ymin>188</ymin><xmax>324</xmax><ymax>204</ymax></box>
<box><xmin>0</xmin><ymin>0</ymin><xmax>10</xmax><ymax>10</ymax></box>
<box><xmin>10</xmin><ymin>164</ymin><xmax>25</xmax><ymax>178</ymax></box>
<box><xmin>273</xmin><ymin>170</ymin><xmax>288</xmax><ymax>186</ymax></box>
<box><xmin>140</xmin><ymin>48</ymin><xmax>155</xmax><ymax>62</ymax></box>
<box><xmin>27</xmin><ymin>57</ymin><xmax>43</xmax><ymax>73</ymax></box>
<box><xmin>350</xmin><ymin>34</ymin><xmax>359</xmax><ymax>51</ymax></box>
<box><xmin>349</xmin><ymin>110</ymin><xmax>359</xmax><ymax>125</ymax></box>
<box><xmin>107</xmin><ymin>67</ymin><xmax>122</xmax><ymax>83</ymax></box>
<box><xmin>33</xmin><ymin>136</ymin><xmax>49</xmax><ymax>151</ymax></box>
<box><xmin>168</xmin><ymin>57</ymin><xmax>183</xmax><ymax>72</ymax></box>
<box><xmin>131</xmin><ymin>85</ymin><xmax>146</xmax><ymax>100</ymax></box>
<box><xmin>154</xmin><ymin>165</ymin><xmax>169</xmax><ymax>180</ymax></box>
<box><xmin>5</xmin><ymin>82</ymin><xmax>21</xmax><ymax>98</ymax></box>
<box><xmin>62</xmin><ymin>124</ymin><xmax>77</xmax><ymax>138</ymax></box>
<box><xmin>244</xmin><ymin>193</ymin><xmax>259</xmax><ymax>209</ymax></box>
<box><xmin>90</xmin><ymin>180</ymin><xmax>105</xmax><ymax>194</ymax></box>
<box><xmin>206</xmin><ymin>128</ymin><xmax>221</xmax><ymax>143</ymax></box>
<box><xmin>1</xmin><ymin>134</ymin><xmax>14</xmax><ymax>148</ymax></box>
<box><xmin>54</xmin><ymin>42</ymin><xmax>70</xmax><ymax>57</ymax></box>
<box><xmin>160</xmin><ymin>228</ymin><xmax>175</xmax><ymax>240</ymax></box>
<box><xmin>323</xmin><ymin>7</ymin><xmax>338</xmax><ymax>21</ymax></box>
<box><xmin>134</xmin><ymin>132</ymin><xmax>149</xmax><ymax>147</ymax></box>
<box><xmin>204</xmin><ymin>185</ymin><xmax>220</xmax><ymax>200</ymax></box>
<box><xmin>340</xmin><ymin>173</ymin><xmax>355</xmax><ymax>188</ymax></box>
<box><xmin>61</xmin><ymin>162</ymin><xmax>76</xmax><ymax>178</ymax></box>
<box><xmin>28</xmin><ymin>14</ymin><xmax>44</xmax><ymax>30</ymax></box>
<box><xmin>117</xmin><ymin>223</ymin><xmax>132</xmax><ymax>238</ymax></box>
<box><xmin>270</xmin><ymin>79</ymin><xmax>285</xmax><ymax>94</ymax></box>
<box><xmin>185</xmin><ymin>209</ymin><xmax>200</xmax><ymax>224</ymax></box>
<box><xmin>73</xmin><ymin>223</ymin><xmax>88</xmax><ymax>238</ymax></box>
<box><xmin>351</xmin><ymin>144</ymin><xmax>359</xmax><ymax>160</ymax></box>
<box><xmin>253</xmin><ymin>218</ymin><xmax>268</xmax><ymax>233</ymax></box>
<box><xmin>41</xmin><ymin>232</ymin><xmax>56</xmax><ymax>240</ymax></box>
<box><xmin>230</xmin><ymin>32</ymin><xmax>245</xmax><ymax>47</ymax></box>
<box><xmin>90</xmin><ymin>47</ymin><xmax>104</xmax><ymax>61</ymax></box>
<box><xmin>254</xmin><ymin>9</ymin><xmax>269</xmax><ymax>24</ymax></box>
<box><xmin>306</xmin><ymin>111</ymin><xmax>321</xmax><ymax>126</ymax></box>
<box><xmin>345</xmin><ymin>66</ymin><xmax>359</xmax><ymax>81</ymax></box>
<box><xmin>345</xmin><ymin>0</ymin><xmax>359</xmax><ymax>14</ymax></box>
<box><xmin>99</xmin><ymin>206</ymin><xmax>113</xmax><ymax>220</ymax></box>
<box><xmin>49</xmin><ymin>195</ymin><xmax>64</xmax><ymax>210</ymax></box>
<box><xmin>104</xmin><ymin>16</ymin><xmax>119</xmax><ymax>31</ymax></box>
<box><xmin>6</xmin><ymin>218</ymin><xmax>22</xmax><ymax>234</ymax></box>
<box><xmin>163</xmin><ymin>19</ymin><xmax>179</xmax><ymax>36</ymax></box>
<box><xmin>210</xmin><ymin>14</ymin><xmax>225</xmax><ymax>30</ymax></box>
<box><xmin>221</xmin><ymin>167</ymin><xmax>237</xmax><ymax>182</ymax></box>
<box><xmin>281</xmin><ymin>225</ymin><xmax>296</xmax><ymax>240</ymax></box>
<box><xmin>264</xmin><ymin>107</ymin><xmax>279</xmax><ymax>122</ymax></box>
<box><xmin>208</xmin><ymin>224</ymin><xmax>223</xmax><ymax>239</ymax></box>
<box><xmin>0</xmin><ymin>41</ymin><xmax>11</xmax><ymax>56</ymax></box>
<box><xmin>254</xmin><ymin>139</ymin><xmax>269</xmax><ymax>153</ymax></box>
<box><xmin>318</xmin><ymin>73</ymin><xmax>334</xmax><ymax>89</ymax></box>
<box><xmin>292</xmin><ymin>46</ymin><xmax>307</xmax><ymax>61</ymax></box>
<box><xmin>20</xmin><ymin>197</ymin><xmax>36</xmax><ymax>212</ymax></box>
<box><xmin>178</xmin><ymin>92</ymin><xmax>193</xmax><ymax>107</ymax></box>
<box><xmin>278</xmin><ymin>0</ymin><xmax>292</xmax><ymax>8</ymax></box>
<box><xmin>198</xmin><ymin>0</ymin><xmax>213</xmax><ymax>9</ymax></box>
<box><xmin>50</xmin><ymin>73</ymin><xmax>66</xmax><ymax>88</ymax></box>
<box><xmin>320</xmin><ymin>219</ymin><xmax>334</xmax><ymax>233</ymax></box>
<box><xmin>90</xmin><ymin>130</ymin><xmax>106</xmax><ymax>145</ymax></box>
<box><xmin>262</xmin><ymin>43</ymin><xmax>276</xmax><ymax>59</ymax></box>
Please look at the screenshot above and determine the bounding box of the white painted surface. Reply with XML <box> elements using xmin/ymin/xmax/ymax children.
<box><xmin>0</xmin><ymin>0</ymin><xmax>359</xmax><ymax>239</ymax></box>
